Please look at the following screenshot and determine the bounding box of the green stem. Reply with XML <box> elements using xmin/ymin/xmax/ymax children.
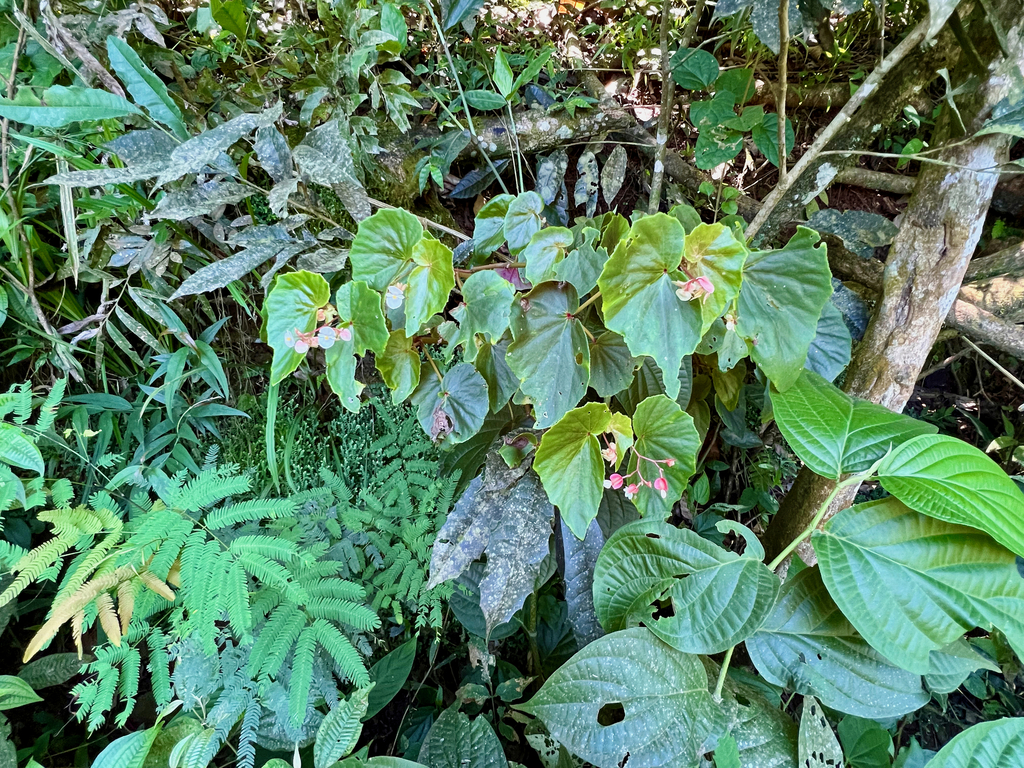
<box><xmin>713</xmin><ymin>645</ymin><xmax>734</xmax><ymax>701</ymax></box>
<box><xmin>765</xmin><ymin>462</ymin><xmax>880</xmax><ymax>571</ymax></box>
<box><xmin>577</xmin><ymin>290</ymin><xmax>602</xmax><ymax>313</ymax></box>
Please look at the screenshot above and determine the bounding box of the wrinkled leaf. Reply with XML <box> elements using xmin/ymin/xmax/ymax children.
<box><xmin>411</xmin><ymin>362</ymin><xmax>489</xmax><ymax>445</ymax></box>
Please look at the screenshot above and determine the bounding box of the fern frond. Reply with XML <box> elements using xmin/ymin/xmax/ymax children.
<box><xmin>237</xmin><ymin>693</ymin><xmax>261</xmax><ymax>768</ymax></box>
<box><xmin>306</xmin><ymin>598</ymin><xmax>380</xmax><ymax>632</ymax></box>
<box><xmin>248</xmin><ymin>603</ymin><xmax>303</xmax><ymax>679</ymax></box>
<box><xmin>95</xmin><ymin>592</ymin><xmax>121</xmax><ymax>647</ymax></box>
<box><xmin>235</xmin><ymin>553</ymin><xmax>309</xmax><ymax>604</ymax></box>
<box><xmin>225</xmin><ymin>559</ymin><xmax>252</xmax><ymax>640</ymax></box>
<box><xmin>147</xmin><ymin>629</ymin><xmax>173</xmax><ymax>707</ymax></box>
<box><xmin>228</xmin><ymin>535</ymin><xmax>298</xmax><ymax>561</ymax></box>
<box><xmin>169</xmin><ymin>466</ymin><xmax>251</xmax><ymax>512</ymax></box>
<box><xmin>310</xmin><ymin>618</ymin><xmax>370</xmax><ymax>687</ymax></box>
<box><xmin>34</xmin><ymin>378</ymin><xmax>67</xmax><ymax>434</ymax></box>
<box><xmin>205</xmin><ymin>498</ymin><xmax>296</xmax><ymax>528</ymax></box>
<box><xmin>288</xmin><ymin>625</ymin><xmax>317</xmax><ymax>728</ymax></box>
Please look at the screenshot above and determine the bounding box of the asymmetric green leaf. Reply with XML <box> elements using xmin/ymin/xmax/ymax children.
<box><xmin>446</xmin><ymin>271</ymin><xmax>514</xmax><ymax>362</ymax></box>
<box><xmin>746</xmin><ymin>566</ymin><xmax>928</xmax><ymax>718</ymax></box>
<box><xmin>503</xmin><ymin>191</ymin><xmax>544</xmax><ymax>255</ymax></box>
<box><xmin>520</xmin><ymin>627</ymin><xmax>726</xmax><ymax>768</ymax></box>
<box><xmin>535</xmin><ymin>403</ymin><xmax>619</xmax><ymax>539</ymax></box>
<box><xmin>598</xmin><ymin>214</ymin><xmax>700</xmax><ymax>400</ymax></box>
<box><xmin>522</xmin><ymin>227</ymin><xmax>574</xmax><ymax>285</ymax></box>
<box><xmin>350</xmin><ymin>209</ymin><xmax>424</xmax><ymax>290</ymax></box>
<box><xmin>506</xmin><ymin>283</ymin><xmax>590</xmax><ymax>428</ymax></box>
<box><xmin>736</xmin><ymin>228</ymin><xmax>831</xmax><ymax>390</ymax></box>
<box><xmin>593</xmin><ymin>520</ymin><xmax>778</xmax><ymax>653</ymax></box>
<box><xmin>411</xmin><ymin>362</ymin><xmax>490</xmax><ymax>445</ymax></box>
<box><xmin>365</xmin><ymin>637</ymin><xmax>417</xmax><ymax>721</ymax></box>
<box><xmin>588</xmin><ymin>331</ymin><xmax>638</xmax><ymax>397</ymax></box>
<box><xmin>326</xmin><ymin>281</ymin><xmax>389</xmax><ymax>412</ymax></box>
<box><xmin>473</xmin><ymin>194</ymin><xmax>513</xmax><ymax>255</ymax></box>
<box><xmin>404</xmin><ymin>238</ymin><xmax>455</xmax><ymax>335</ymax></box>
<box><xmin>877</xmin><ymin>434</ymin><xmax>1024</xmax><ymax>558</ymax></box>
<box><xmin>376</xmin><ymin>330</ymin><xmax>421</xmax><ymax>404</ymax></box>
<box><xmin>814</xmin><ymin>497</ymin><xmax>1024</xmax><ymax>674</ymax></box>
<box><xmin>0</xmin><ymin>676</ymin><xmax>42</xmax><ymax>710</ymax></box>
<box><xmin>266</xmin><ymin>271</ymin><xmax>330</xmax><ymax>385</ymax></box>
<box><xmin>683</xmin><ymin>223</ymin><xmax>747</xmax><ymax>334</ymax></box>
<box><xmin>626</xmin><ymin>395</ymin><xmax>700</xmax><ymax>518</ymax></box>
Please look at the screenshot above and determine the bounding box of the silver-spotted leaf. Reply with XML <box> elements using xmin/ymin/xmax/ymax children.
<box><xmin>561</xmin><ymin>517</ymin><xmax>606</xmax><ymax>646</ymax></box>
<box><xmin>601</xmin><ymin>146</ymin><xmax>627</xmax><ymax>205</ymax></box>
<box><xmin>798</xmin><ymin>696</ymin><xmax>845</xmax><ymax>768</ymax></box>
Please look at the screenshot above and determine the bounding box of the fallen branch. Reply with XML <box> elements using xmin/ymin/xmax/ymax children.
<box><xmin>834</xmin><ymin>167</ymin><xmax>916</xmax><ymax>194</ymax></box>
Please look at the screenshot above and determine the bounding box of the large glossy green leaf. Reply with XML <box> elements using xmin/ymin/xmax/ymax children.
<box><xmin>593</xmin><ymin>520</ymin><xmax>778</xmax><ymax>653</ymax></box>
<box><xmin>266</xmin><ymin>271</ymin><xmax>330</xmax><ymax>385</ymax></box>
<box><xmin>522</xmin><ymin>227</ymin><xmax>574</xmax><ymax>285</ymax></box>
<box><xmin>555</xmin><ymin>227</ymin><xmax>608</xmax><ymax>295</ymax></box>
<box><xmin>325</xmin><ymin>281</ymin><xmax>390</xmax><ymax>412</ymax></box>
<box><xmin>535</xmin><ymin>403</ymin><xmax>619</xmax><ymax>539</ymax></box>
<box><xmin>503</xmin><ymin>191</ymin><xmax>544</xmax><ymax>255</ymax></box>
<box><xmin>925</xmin><ymin>718</ymin><xmax>1024</xmax><ymax>768</ymax></box>
<box><xmin>626</xmin><ymin>395</ymin><xmax>700</xmax><ymax>518</ymax></box>
<box><xmin>0</xmin><ymin>424</ymin><xmax>43</xmax><ymax>475</ymax></box>
<box><xmin>520</xmin><ymin>627</ymin><xmax>726</xmax><ymax>768</ymax></box>
<box><xmin>376</xmin><ymin>330</ymin><xmax>421</xmax><ymax>404</ymax></box>
<box><xmin>365</xmin><ymin>637</ymin><xmax>417</xmax><ymax>721</ymax></box>
<box><xmin>736</xmin><ymin>228</ymin><xmax>831</xmax><ymax>390</ymax></box>
<box><xmin>314</xmin><ymin>686</ymin><xmax>373</xmax><ymax>768</ymax></box>
<box><xmin>772</xmin><ymin>370</ymin><xmax>936</xmax><ymax>479</ymax></box>
<box><xmin>746</xmin><ymin>566</ymin><xmax>928</xmax><ymax>718</ymax></box>
<box><xmin>350</xmin><ymin>209</ymin><xmax>423</xmax><ymax>290</ymax></box>
<box><xmin>597</xmin><ymin>214</ymin><xmax>701</xmax><ymax>400</ymax></box>
<box><xmin>106</xmin><ymin>37</ymin><xmax>187</xmax><ymax>138</ymax></box>
<box><xmin>211</xmin><ymin>0</ymin><xmax>248</xmax><ymax>38</ymax></box>
<box><xmin>405</xmin><ymin>238</ymin><xmax>454</xmax><ymax>335</ymax></box>
<box><xmin>445</xmin><ymin>271</ymin><xmax>514</xmax><ymax>362</ymax></box>
<box><xmin>877</xmin><ymin>434</ymin><xmax>1024</xmax><ymax>558</ymax></box>
<box><xmin>683</xmin><ymin>223</ymin><xmax>747</xmax><ymax>334</ymax></box>
<box><xmin>0</xmin><ymin>676</ymin><xmax>42</xmax><ymax>710</ymax></box>
<box><xmin>814</xmin><ymin>497</ymin><xmax>1024</xmax><ymax>675</ymax></box>
<box><xmin>419</xmin><ymin>707</ymin><xmax>508</xmax><ymax>767</ymax></box>
<box><xmin>411</xmin><ymin>363</ymin><xmax>489</xmax><ymax>445</ymax></box>
<box><xmin>506</xmin><ymin>283</ymin><xmax>590</xmax><ymax>428</ymax></box>
<box><xmin>0</xmin><ymin>86</ymin><xmax>141</xmax><ymax>128</ymax></box>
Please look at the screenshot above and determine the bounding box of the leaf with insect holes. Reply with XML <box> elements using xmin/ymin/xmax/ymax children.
<box><xmin>598</xmin><ymin>215</ymin><xmax>700</xmax><ymax>401</ymax></box>
<box><xmin>325</xmin><ymin>281</ymin><xmax>389</xmax><ymax>413</ymax></box>
<box><xmin>506</xmin><ymin>283</ymin><xmax>590</xmax><ymax>428</ymax></box>
<box><xmin>534</xmin><ymin>403</ymin><xmax>621</xmax><ymax>540</ymax></box>
<box><xmin>520</xmin><ymin>627</ymin><xmax>726</xmax><ymax>768</ymax></box>
<box><xmin>798</xmin><ymin>696</ymin><xmax>845</xmax><ymax>768</ymax></box>
<box><xmin>537</xmin><ymin>150</ymin><xmax>569</xmax><ymax>205</ymax></box>
<box><xmin>411</xmin><ymin>362</ymin><xmax>489</xmax><ymax>446</ymax></box>
<box><xmin>671</xmin><ymin>48</ymin><xmax>720</xmax><ymax>90</ymax></box>
<box><xmin>593</xmin><ymin>519</ymin><xmax>778</xmax><ymax>653</ymax></box>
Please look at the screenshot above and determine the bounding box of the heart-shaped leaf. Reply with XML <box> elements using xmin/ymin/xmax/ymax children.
<box><xmin>412</xmin><ymin>362</ymin><xmax>489</xmax><ymax>446</ymax></box>
<box><xmin>746</xmin><ymin>566</ymin><xmax>928</xmax><ymax>718</ymax></box>
<box><xmin>593</xmin><ymin>520</ymin><xmax>778</xmax><ymax>653</ymax></box>
<box><xmin>506</xmin><ymin>283</ymin><xmax>590</xmax><ymax>428</ymax></box>
<box><xmin>375</xmin><ymin>330</ymin><xmax>421</xmax><ymax>404</ymax></box>
<box><xmin>445</xmin><ymin>271</ymin><xmax>514</xmax><ymax>362</ymax></box>
<box><xmin>535</xmin><ymin>403</ymin><xmax>623</xmax><ymax>539</ymax></box>
<box><xmin>474</xmin><ymin>338</ymin><xmax>519</xmax><ymax>411</ymax></box>
<box><xmin>350</xmin><ymin>209</ymin><xmax>423</xmax><ymax>290</ymax></box>
<box><xmin>404</xmin><ymin>237</ymin><xmax>455</xmax><ymax>335</ymax></box>
<box><xmin>266</xmin><ymin>271</ymin><xmax>331</xmax><ymax>385</ymax></box>
<box><xmin>325</xmin><ymin>281</ymin><xmax>389</xmax><ymax>412</ymax></box>
<box><xmin>503</xmin><ymin>191</ymin><xmax>544</xmax><ymax>255</ymax></box>
<box><xmin>736</xmin><ymin>228</ymin><xmax>832</xmax><ymax>390</ymax></box>
<box><xmin>814</xmin><ymin>497</ymin><xmax>1024</xmax><ymax>674</ymax></box>
<box><xmin>598</xmin><ymin>214</ymin><xmax>701</xmax><ymax>400</ymax></box>
<box><xmin>522</xmin><ymin>227</ymin><xmax>574</xmax><ymax>285</ymax></box>
<box><xmin>805</xmin><ymin>302</ymin><xmax>852</xmax><ymax>383</ymax></box>
<box><xmin>473</xmin><ymin>194</ymin><xmax>513</xmax><ymax>255</ymax></box>
<box><xmin>877</xmin><ymin>434</ymin><xmax>1024</xmax><ymax>558</ymax></box>
<box><xmin>588</xmin><ymin>331</ymin><xmax>638</xmax><ymax>397</ymax></box>
<box><xmin>772</xmin><ymin>370</ymin><xmax>936</xmax><ymax>480</ymax></box>
<box><xmin>626</xmin><ymin>395</ymin><xmax>700</xmax><ymax>518</ymax></box>
<box><xmin>519</xmin><ymin>627</ymin><xmax>726</xmax><ymax>768</ymax></box>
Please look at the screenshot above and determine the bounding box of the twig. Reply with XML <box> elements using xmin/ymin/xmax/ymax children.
<box><xmin>2</xmin><ymin>0</ymin><xmax>28</xmax><ymax>207</ymax></box>
<box><xmin>425</xmin><ymin>351</ymin><xmax>444</xmax><ymax>383</ymax></box>
<box><xmin>777</xmin><ymin>0</ymin><xmax>789</xmax><ymax>182</ymax></box>
<box><xmin>962</xmin><ymin>336</ymin><xmax>1024</xmax><ymax>409</ymax></box>
<box><xmin>577</xmin><ymin>290</ymin><xmax>602</xmax><ymax>312</ymax></box>
<box><xmin>367</xmin><ymin>196</ymin><xmax>470</xmax><ymax>241</ymax></box>
<box><xmin>648</xmin><ymin>0</ymin><xmax>676</xmax><ymax>214</ymax></box>
<box><xmin>745</xmin><ymin>15</ymin><xmax>932</xmax><ymax>241</ymax></box>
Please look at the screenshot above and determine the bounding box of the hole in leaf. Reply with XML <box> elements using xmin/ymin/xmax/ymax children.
<box><xmin>597</xmin><ymin>702</ymin><xmax>625</xmax><ymax>726</ymax></box>
<box><xmin>735</xmin><ymin>694</ymin><xmax>750</xmax><ymax>707</ymax></box>
<box><xmin>575</xmin><ymin>353</ymin><xmax>584</xmax><ymax>365</ymax></box>
<box><xmin>673</xmin><ymin>573</ymin><xmax>689</xmax><ymax>580</ymax></box>
<box><xmin>651</xmin><ymin>597</ymin><xmax>674</xmax><ymax>619</ymax></box>
<box><xmin>645</xmin><ymin>533</ymin><xmax>661</xmax><ymax>540</ymax></box>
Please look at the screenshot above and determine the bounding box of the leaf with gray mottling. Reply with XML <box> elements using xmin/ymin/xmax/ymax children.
<box><xmin>45</xmin><ymin>160</ymin><xmax>169</xmax><ymax>187</ymax></box>
<box><xmin>296</xmin><ymin>247</ymin><xmax>349</xmax><ymax>273</ymax></box>
<box><xmin>806</xmin><ymin>209</ymin><xmax>898</xmax><ymax>260</ymax></box>
<box><xmin>150</xmin><ymin>181</ymin><xmax>254</xmax><ymax>220</ymax></box>
<box><xmin>537</xmin><ymin>150</ymin><xmax>568</xmax><ymax>205</ymax></box>
<box><xmin>294</xmin><ymin>119</ymin><xmax>362</xmax><ymax>187</ymax></box>
<box><xmin>427</xmin><ymin>470</ymin><xmax>554</xmax><ymax>636</ymax></box>
<box><xmin>560</xmin><ymin>517</ymin><xmax>605</xmax><ymax>646</ymax></box>
<box><xmin>156</xmin><ymin>103</ymin><xmax>281</xmax><ymax>185</ymax></box>
<box><xmin>18</xmin><ymin>653</ymin><xmax>84</xmax><ymax>689</ymax></box>
<box><xmin>713</xmin><ymin>668</ymin><xmax>798</xmax><ymax>768</ymax></box>
<box><xmin>255</xmin><ymin>126</ymin><xmax>293</xmax><ymax>183</ymax></box>
<box><xmin>106</xmin><ymin>128</ymin><xmax>179</xmax><ymax>164</ymax></box>
<box><xmin>170</xmin><ymin>238</ymin><xmax>298</xmax><ymax>299</ymax></box>
<box><xmin>601</xmin><ymin>145</ymin><xmax>627</xmax><ymax>205</ymax></box>
<box><xmin>268</xmin><ymin>177</ymin><xmax>299</xmax><ymax>218</ymax></box>
<box><xmin>798</xmin><ymin>696</ymin><xmax>844</xmax><ymax>768</ymax></box>
<box><xmin>573</xmin><ymin>151</ymin><xmax>599</xmax><ymax>218</ymax></box>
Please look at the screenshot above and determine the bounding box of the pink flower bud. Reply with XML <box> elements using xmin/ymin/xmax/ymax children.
<box><xmin>624</xmin><ymin>483</ymin><xmax>639</xmax><ymax>500</ymax></box>
<box><xmin>665</xmin><ymin>458</ymin><xmax>675</xmax><ymax>467</ymax></box>
<box><xmin>673</xmin><ymin>276</ymin><xmax>715</xmax><ymax>303</ymax></box>
<box><xmin>338</xmin><ymin>326</ymin><xmax>353</xmax><ymax>342</ymax></box>
<box><xmin>294</xmin><ymin>339</ymin><xmax>310</xmax><ymax>354</ymax></box>
<box><xmin>654</xmin><ymin>476</ymin><xmax>668</xmax><ymax>492</ymax></box>
<box><xmin>601</xmin><ymin>445</ymin><xmax>617</xmax><ymax>464</ymax></box>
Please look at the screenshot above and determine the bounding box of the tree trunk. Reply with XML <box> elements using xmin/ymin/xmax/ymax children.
<box><xmin>762</xmin><ymin>3</ymin><xmax>1021</xmax><ymax>563</ymax></box>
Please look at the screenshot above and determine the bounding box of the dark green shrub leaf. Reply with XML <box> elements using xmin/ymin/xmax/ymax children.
<box><xmin>671</xmin><ymin>48</ymin><xmax>720</xmax><ymax>90</ymax></box>
<box><xmin>365</xmin><ymin>638</ymin><xmax>417</xmax><ymax>721</ymax></box>
<box><xmin>419</xmin><ymin>706</ymin><xmax>508</xmax><ymax>767</ymax></box>
<box><xmin>411</xmin><ymin>362</ymin><xmax>489</xmax><ymax>445</ymax></box>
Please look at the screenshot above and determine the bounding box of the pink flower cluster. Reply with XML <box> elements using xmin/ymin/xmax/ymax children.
<box><xmin>600</xmin><ymin>436</ymin><xmax>676</xmax><ymax>501</ymax></box>
<box><xmin>284</xmin><ymin>308</ymin><xmax>351</xmax><ymax>354</ymax></box>
<box><xmin>673</xmin><ymin>275</ymin><xmax>714</xmax><ymax>302</ymax></box>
